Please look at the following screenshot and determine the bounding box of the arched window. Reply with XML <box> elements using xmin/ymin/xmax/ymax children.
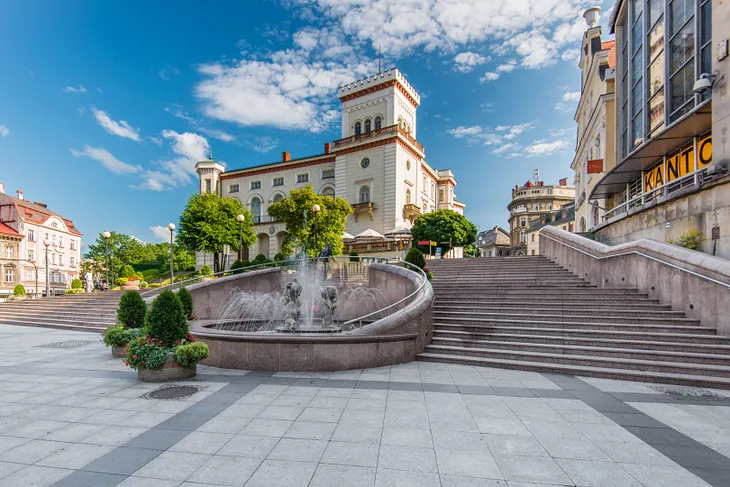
<box><xmin>251</xmin><ymin>197</ymin><xmax>262</xmax><ymax>222</ymax></box>
<box><xmin>364</xmin><ymin>119</ymin><xmax>371</xmax><ymax>133</ymax></box>
<box><xmin>405</xmin><ymin>189</ymin><xmax>411</xmax><ymax>204</ymax></box>
<box><xmin>272</xmin><ymin>193</ymin><xmax>284</xmax><ymax>203</ymax></box>
<box><xmin>354</xmin><ymin>121</ymin><xmax>361</xmax><ymax>135</ymax></box>
<box><xmin>359</xmin><ymin>186</ymin><xmax>370</xmax><ymax>204</ymax></box>
<box><xmin>592</xmin><ymin>205</ymin><xmax>599</xmax><ymax>227</ymax></box>
<box><xmin>322</xmin><ymin>187</ymin><xmax>335</xmax><ymax>199</ymax></box>
<box><xmin>374</xmin><ymin>116</ymin><xmax>382</xmax><ymax>130</ymax></box>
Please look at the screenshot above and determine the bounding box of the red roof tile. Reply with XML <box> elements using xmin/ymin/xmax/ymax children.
<box><xmin>5</xmin><ymin>196</ymin><xmax>83</xmax><ymax>237</ymax></box>
<box><xmin>0</xmin><ymin>222</ymin><xmax>22</xmax><ymax>237</ymax></box>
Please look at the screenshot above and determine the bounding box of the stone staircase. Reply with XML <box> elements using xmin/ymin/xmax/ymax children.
<box><xmin>418</xmin><ymin>256</ymin><xmax>730</xmax><ymax>389</ymax></box>
<box><xmin>0</xmin><ymin>291</ymin><xmax>121</xmax><ymax>333</ymax></box>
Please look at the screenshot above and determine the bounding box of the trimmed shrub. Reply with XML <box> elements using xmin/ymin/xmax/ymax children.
<box><xmin>173</xmin><ymin>342</ymin><xmax>209</xmax><ymax>367</ymax></box>
<box><xmin>117</xmin><ymin>291</ymin><xmax>147</xmax><ymax>328</ymax></box>
<box><xmin>102</xmin><ymin>325</ymin><xmax>138</xmax><ymax>347</ymax></box>
<box><xmin>349</xmin><ymin>251</ymin><xmax>360</xmax><ymax>263</ymax></box>
<box><xmin>273</xmin><ymin>252</ymin><xmax>286</xmax><ymax>262</ymax></box>
<box><xmin>241</xmin><ymin>260</ymin><xmax>251</xmax><ymax>268</ymax></box>
<box><xmin>177</xmin><ymin>287</ymin><xmax>193</xmax><ymax>319</ymax></box>
<box><xmin>231</xmin><ymin>260</ymin><xmax>245</xmax><ymax>274</ymax></box>
<box><xmin>120</xmin><ymin>265</ymin><xmax>136</xmax><ymax>278</ymax></box>
<box><xmin>142</xmin><ymin>269</ymin><xmax>160</xmax><ymax>280</ymax></box>
<box><xmin>117</xmin><ymin>277</ymin><xmax>128</xmax><ymax>286</ymax></box>
<box><xmin>144</xmin><ymin>290</ymin><xmax>188</xmax><ymax>346</ymax></box>
<box><xmin>405</xmin><ymin>247</ymin><xmax>426</xmax><ymax>270</ymax></box>
<box><xmin>13</xmin><ymin>284</ymin><xmax>26</xmax><ymax>296</ymax></box>
<box><xmin>253</xmin><ymin>254</ymin><xmax>267</xmax><ymax>264</ymax></box>
<box><xmin>71</xmin><ymin>278</ymin><xmax>83</xmax><ymax>290</ymax></box>
<box><xmin>140</xmin><ymin>281</ymin><xmax>149</xmax><ymax>288</ymax></box>
<box><xmin>200</xmin><ymin>264</ymin><xmax>212</xmax><ymax>276</ymax></box>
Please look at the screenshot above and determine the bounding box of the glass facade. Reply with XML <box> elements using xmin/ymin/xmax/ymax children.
<box><xmin>619</xmin><ymin>0</ymin><xmax>710</xmax><ymax>157</ymax></box>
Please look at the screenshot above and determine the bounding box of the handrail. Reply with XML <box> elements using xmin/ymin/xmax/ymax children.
<box><xmin>540</xmin><ymin>230</ymin><xmax>730</xmax><ymax>289</ymax></box>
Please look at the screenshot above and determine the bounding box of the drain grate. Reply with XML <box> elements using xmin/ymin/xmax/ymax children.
<box><xmin>38</xmin><ymin>340</ymin><xmax>97</xmax><ymax>349</ymax></box>
<box><xmin>146</xmin><ymin>385</ymin><xmax>200</xmax><ymax>400</ymax></box>
<box><xmin>649</xmin><ymin>384</ymin><xmax>724</xmax><ymax>398</ymax></box>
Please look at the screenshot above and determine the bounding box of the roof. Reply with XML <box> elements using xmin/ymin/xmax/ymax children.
<box><xmin>602</xmin><ymin>40</ymin><xmax>616</xmax><ymax>68</ymax></box>
<box><xmin>0</xmin><ymin>222</ymin><xmax>22</xmax><ymax>238</ymax></box>
<box><xmin>528</xmin><ymin>204</ymin><xmax>576</xmax><ymax>232</ymax></box>
<box><xmin>476</xmin><ymin>227</ymin><xmax>510</xmax><ymax>247</ymax></box>
<box><xmin>2</xmin><ymin>195</ymin><xmax>82</xmax><ymax>236</ymax></box>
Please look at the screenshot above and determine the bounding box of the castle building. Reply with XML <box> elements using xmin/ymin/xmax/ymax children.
<box><xmin>196</xmin><ymin>68</ymin><xmax>465</xmax><ymax>261</ymax></box>
<box><xmin>0</xmin><ymin>184</ymin><xmax>83</xmax><ymax>297</ymax></box>
<box><xmin>506</xmin><ymin>178</ymin><xmax>575</xmax><ymax>255</ymax></box>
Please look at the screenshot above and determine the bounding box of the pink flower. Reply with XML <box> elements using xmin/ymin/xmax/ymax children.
<box><xmin>133</xmin><ymin>355</ymin><xmax>137</xmax><ymax>359</ymax></box>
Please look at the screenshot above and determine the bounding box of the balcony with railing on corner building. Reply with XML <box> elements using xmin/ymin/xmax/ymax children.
<box><xmin>403</xmin><ymin>203</ymin><xmax>421</xmax><ymax>223</ymax></box>
<box><xmin>252</xmin><ymin>215</ymin><xmax>281</xmax><ymax>225</ymax></box>
<box><xmin>333</xmin><ymin>124</ymin><xmax>424</xmax><ymax>152</ymax></box>
<box><xmin>351</xmin><ymin>202</ymin><xmax>375</xmax><ymax>222</ymax></box>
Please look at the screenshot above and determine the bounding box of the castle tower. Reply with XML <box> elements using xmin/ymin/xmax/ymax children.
<box><xmin>195</xmin><ymin>159</ymin><xmax>226</xmax><ymax>195</ymax></box>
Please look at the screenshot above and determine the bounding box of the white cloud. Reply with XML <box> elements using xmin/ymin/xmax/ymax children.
<box><xmin>497</xmin><ymin>122</ymin><xmax>535</xmax><ymax>140</ymax></box>
<box><xmin>480</xmin><ymin>72</ymin><xmax>500</xmax><ymax>82</ymax></box>
<box><xmin>562</xmin><ymin>91</ymin><xmax>581</xmax><ymax>101</ymax></box>
<box><xmin>200</xmin><ymin>128</ymin><xmax>235</xmax><ymax>142</ymax></box>
<box><xmin>524</xmin><ymin>139</ymin><xmax>569</xmax><ymax>157</ymax></box>
<box><xmin>492</xmin><ymin>143</ymin><xmax>518</xmax><ymax>155</ymax></box>
<box><xmin>496</xmin><ymin>60</ymin><xmax>517</xmax><ymax>73</ymax></box>
<box><xmin>159</xmin><ymin>65</ymin><xmax>180</xmax><ymax>81</ymax></box>
<box><xmin>149</xmin><ymin>226</ymin><xmax>176</xmax><ymax>242</ymax></box>
<box><xmin>137</xmin><ymin>130</ymin><xmax>210</xmax><ymax>191</ymax></box>
<box><xmin>447</xmin><ymin>126</ymin><xmax>483</xmax><ymax>138</ymax></box>
<box><xmin>453</xmin><ymin>52</ymin><xmax>489</xmax><ymax>72</ymax></box>
<box><xmin>70</xmin><ymin>145</ymin><xmax>141</xmax><ymax>174</ymax></box>
<box><xmin>0</xmin><ymin>124</ymin><xmax>8</xmax><ymax>137</ymax></box>
<box><xmin>561</xmin><ymin>48</ymin><xmax>580</xmax><ymax>62</ymax></box>
<box><xmin>549</xmin><ymin>127</ymin><xmax>573</xmax><ymax>137</ymax></box>
<box><xmin>92</xmin><ymin>108</ymin><xmax>141</xmax><ymax>141</ymax></box>
<box><xmin>63</xmin><ymin>84</ymin><xmax>87</xmax><ymax>93</ymax></box>
<box><xmin>245</xmin><ymin>136</ymin><xmax>279</xmax><ymax>153</ymax></box>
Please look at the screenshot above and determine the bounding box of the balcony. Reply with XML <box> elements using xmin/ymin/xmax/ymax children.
<box><xmin>252</xmin><ymin>216</ymin><xmax>281</xmax><ymax>225</ymax></box>
<box><xmin>333</xmin><ymin>124</ymin><xmax>424</xmax><ymax>152</ymax></box>
<box><xmin>403</xmin><ymin>203</ymin><xmax>421</xmax><ymax>223</ymax></box>
<box><xmin>351</xmin><ymin>202</ymin><xmax>375</xmax><ymax>222</ymax></box>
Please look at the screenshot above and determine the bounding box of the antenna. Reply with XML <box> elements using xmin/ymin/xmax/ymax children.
<box><xmin>378</xmin><ymin>44</ymin><xmax>382</xmax><ymax>74</ymax></box>
<box><xmin>533</xmin><ymin>169</ymin><xmax>540</xmax><ymax>183</ymax></box>
<box><xmin>209</xmin><ymin>147</ymin><xmax>213</xmax><ymax>160</ymax></box>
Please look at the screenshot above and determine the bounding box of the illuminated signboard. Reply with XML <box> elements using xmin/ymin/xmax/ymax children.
<box><xmin>644</xmin><ymin>134</ymin><xmax>712</xmax><ymax>193</ymax></box>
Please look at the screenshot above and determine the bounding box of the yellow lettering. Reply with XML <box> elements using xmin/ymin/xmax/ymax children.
<box><xmin>698</xmin><ymin>135</ymin><xmax>712</xmax><ymax>168</ymax></box>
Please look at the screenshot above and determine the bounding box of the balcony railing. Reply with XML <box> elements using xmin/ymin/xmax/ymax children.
<box><xmin>252</xmin><ymin>215</ymin><xmax>280</xmax><ymax>225</ymax></box>
<box><xmin>333</xmin><ymin>124</ymin><xmax>424</xmax><ymax>152</ymax></box>
<box><xmin>351</xmin><ymin>202</ymin><xmax>375</xmax><ymax>222</ymax></box>
<box><xmin>403</xmin><ymin>203</ymin><xmax>421</xmax><ymax>222</ymax></box>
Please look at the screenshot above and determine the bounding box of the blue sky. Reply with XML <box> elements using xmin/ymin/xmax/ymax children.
<box><xmin>0</xmin><ymin>0</ymin><xmax>614</xmax><ymax>248</ymax></box>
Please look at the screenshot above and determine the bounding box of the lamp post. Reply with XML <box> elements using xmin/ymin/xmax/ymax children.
<box><xmin>42</xmin><ymin>239</ymin><xmax>50</xmax><ymax>298</ymax></box>
<box><xmin>312</xmin><ymin>204</ymin><xmax>320</xmax><ymax>257</ymax></box>
<box><xmin>236</xmin><ymin>214</ymin><xmax>245</xmax><ymax>261</ymax></box>
<box><xmin>168</xmin><ymin>223</ymin><xmax>175</xmax><ymax>283</ymax></box>
<box><xmin>102</xmin><ymin>231</ymin><xmax>111</xmax><ymax>290</ymax></box>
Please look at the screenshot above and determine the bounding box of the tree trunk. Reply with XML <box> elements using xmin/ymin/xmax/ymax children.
<box><xmin>213</xmin><ymin>253</ymin><xmax>220</xmax><ymax>274</ymax></box>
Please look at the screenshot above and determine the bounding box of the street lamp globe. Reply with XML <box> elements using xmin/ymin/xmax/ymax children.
<box><xmin>312</xmin><ymin>204</ymin><xmax>321</xmax><ymax>214</ymax></box>
<box><xmin>167</xmin><ymin>223</ymin><xmax>176</xmax><ymax>232</ymax></box>
<box><xmin>236</xmin><ymin>214</ymin><xmax>245</xmax><ymax>223</ymax></box>
<box><xmin>43</xmin><ymin>239</ymin><xmax>51</xmax><ymax>247</ymax></box>
<box><xmin>102</xmin><ymin>231</ymin><xmax>111</xmax><ymax>239</ymax></box>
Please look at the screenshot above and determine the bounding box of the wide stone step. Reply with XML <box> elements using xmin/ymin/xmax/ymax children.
<box><xmin>0</xmin><ymin>309</ymin><xmax>117</xmax><ymax>320</ymax></box>
<box><xmin>430</xmin><ymin>337</ymin><xmax>730</xmax><ymax>366</ymax></box>
<box><xmin>0</xmin><ymin>318</ymin><xmax>110</xmax><ymax>333</ymax></box>
<box><xmin>432</xmin><ymin>289</ymin><xmax>644</xmax><ymax>297</ymax></box>
<box><xmin>431</xmin><ymin>283</ymin><xmax>595</xmax><ymax>290</ymax></box>
<box><xmin>434</xmin><ymin>301</ymin><xmax>670</xmax><ymax>310</ymax></box>
<box><xmin>433</xmin><ymin>323</ymin><xmax>719</xmax><ymax>341</ymax></box>
<box><xmin>433</xmin><ymin>297</ymin><xmax>662</xmax><ymax>306</ymax></box>
<box><xmin>433</xmin><ymin>329</ymin><xmax>730</xmax><ymax>353</ymax></box>
<box><xmin>434</xmin><ymin>311</ymin><xmax>696</xmax><ymax>326</ymax></box>
<box><xmin>423</xmin><ymin>344</ymin><xmax>730</xmax><ymax>377</ymax></box>
<box><xmin>0</xmin><ymin>314</ymin><xmax>116</xmax><ymax>326</ymax></box>
<box><xmin>416</xmin><ymin>353</ymin><xmax>730</xmax><ymax>390</ymax></box>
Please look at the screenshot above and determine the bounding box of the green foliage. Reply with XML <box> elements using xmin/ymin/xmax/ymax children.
<box><xmin>142</xmin><ymin>269</ymin><xmax>160</xmax><ymax>280</ymax></box>
<box><xmin>200</xmin><ymin>264</ymin><xmax>212</xmax><ymax>276</ymax></box>
<box><xmin>463</xmin><ymin>244</ymin><xmax>478</xmax><ymax>258</ymax></box>
<box><xmin>426</xmin><ymin>271</ymin><xmax>433</xmax><ymax>281</ymax></box>
<box><xmin>144</xmin><ymin>290</ymin><xmax>189</xmax><ymax>346</ymax></box>
<box><xmin>231</xmin><ymin>259</ymin><xmax>246</xmax><ymax>274</ymax></box>
<box><xmin>349</xmin><ymin>251</ymin><xmax>360</xmax><ymax>262</ymax></box>
<box><xmin>672</xmin><ymin>230</ymin><xmax>701</xmax><ymax>250</ymax></box>
<box><xmin>13</xmin><ymin>284</ymin><xmax>25</xmax><ymax>297</ymax></box>
<box><xmin>65</xmin><ymin>289</ymin><xmax>84</xmax><ymax>294</ymax></box>
<box><xmin>120</xmin><ymin>265</ymin><xmax>136</xmax><ymax>278</ymax></box>
<box><xmin>140</xmin><ymin>281</ymin><xmax>149</xmax><ymax>289</ymax></box>
<box><xmin>117</xmin><ymin>277</ymin><xmax>128</xmax><ymax>286</ymax></box>
<box><xmin>241</xmin><ymin>260</ymin><xmax>251</xmax><ymax>268</ymax></box>
<box><xmin>177</xmin><ymin>192</ymin><xmax>256</xmax><ymax>273</ymax></box>
<box><xmin>173</xmin><ymin>342</ymin><xmax>209</xmax><ymax>367</ymax></box>
<box><xmin>273</xmin><ymin>252</ymin><xmax>286</xmax><ymax>262</ymax></box>
<box><xmin>411</xmin><ymin>210</ymin><xmax>478</xmax><ymax>254</ymax></box>
<box><xmin>177</xmin><ymin>287</ymin><xmax>193</xmax><ymax>318</ymax></box>
<box><xmin>102</xmin><ymin>325</ymin><xmax>139</xmax><ymax>347</ymax></box>
<box><xmin>405</xmin><ymin>248</ymin><xmax>426</xmax><ymax>270</ymax></box>
<box><xmin>253</xmin><ymin>254</ymin><xmax>267</xmax><ymax>264</ymax></box>
<box><xmin>124</xmin><ymin>335</ymin><xmax>170</xmax><ymax>370</ymax></box>
<box><xmin>267</xmin><ymin>185</ymin><xmax>353</xmax><ymax>257</ymax></box>
<box><xmin>117</xmin><ymin>291</ymin><xmax>147</xmax><ymax>328</ymax></box>
<box><xmin>71</xmin><ymin>278</ymin><xmax>83</xmax><ymax>290</ymax></box>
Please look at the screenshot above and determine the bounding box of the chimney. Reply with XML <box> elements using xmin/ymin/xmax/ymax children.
<box><xmin>282</xmin><ymin>151</ymin><xmax>291</xmax><ymax>162</ymax></box>
<box><xmin>324</xmin><ymin>143</ymin><xmax>331</xmax><ymax>154</ymax></box>
<box><xmin>0</xmin><ymin>182</ymin><xmax>4</xmax><ymax>194</ymax></box>
<box><xmin>16</xmin><ymin>190</ymin><xmax>23</xmax><ymax>200</ymax></box>
<box><xmin>559</xmin><ymin>178</ymin><xmax>568</xmax><ymax>186</ymax></box>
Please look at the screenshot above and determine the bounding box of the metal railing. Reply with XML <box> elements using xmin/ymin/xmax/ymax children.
<box><xmin>140</xmin><ymin>256</ymin><xmax>428</xmax><ymax>329</ymax></box>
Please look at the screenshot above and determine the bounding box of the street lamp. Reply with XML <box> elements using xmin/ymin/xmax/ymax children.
<box><xmin>42</xmin><ymin>239</ymin><xmax>50</xmax><ymax>298</ymax></box>
<box><xmin>102</xmin><ymin>231</ymin><xmax>111</xmax><ymax>290</ymax></box>
<box><xmin>312</xmin><ymin>204</ymin><xmax>321</xmax><ymax>258</ymax></box>
<box><xmin>167</xmin><ymin>223</ymin><xmax>175</xmax><ymax>283</ymax></box>
<box><xmin>236</xmin><ymin>214</ymin><xmax>245</xmax><ymax>261</ymax></box>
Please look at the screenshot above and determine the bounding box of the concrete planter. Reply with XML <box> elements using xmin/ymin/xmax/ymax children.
<box><xmin>137</xmin><ymin>353</ymin><xmax>196</xmax><ymax>382</ymax></box>
<box><xmin>121</xmin><ymin>281</ymin><xmax>140</xmax><ymax>291</ymax></box>
<box><xmin>111</xmin><ymin>345</ymin><xmax>126</xmax><ymax>358</ymax></box>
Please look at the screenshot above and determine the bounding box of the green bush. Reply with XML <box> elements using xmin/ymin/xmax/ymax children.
<box><xmin>125</xmin><ymin>336</ymin><xmax>170</xmax><ymax>370</ymax></box>
<box><xmin>117</xmin><ymin>277</ymin><xmax>128</xmax><ymax>286</ymax></box>
<box><xmin>144</xmin><ymin>290</ymin><xmax>188</xmax><ymax>346</ymax></box>
<box><xmin>426</xmin><ymin>271</ymin><xmax>433</xmax><ymax>281</ymax></box>
<box><xmin>102</xmin><ymin>325</ymin><xmax>138</xmax><ymax>347</ymax></box>
<box><xmin>231</xmin><ymin>260</ymin><xmax>245</xmax><ymax>274</ymax></box>
<box><xmin>177</xmin><ymin>287</ymin><xmax>193</xmax><ymax>318</ymax></box>
<box><xmin>672</xmin><ymin>230</ymin><xmax>701</xmax><ymax>250</ymax></box>
<box><xmin>140</xmin><ymin>281</ymin><xmax>149</xmax><ymax>288</ymax></box>
<box><xmin>117</xmin><ymin>291</ymin><xmax>147</xmax><ymax>328</ymax></box>
<box><xmin>71</xmin><ymin>278</ymin><xmax>83</xmax><ymax>290</ymax></box>
<box><xmin>253</xmin><ymin>254</ymin><xmax>267</xmax><ymax>264</ymax></box>
<box><xmin>349</xmin><ymin>251</ymin><xmax>360</xmax><ymax>263</ymax></box>
<box><xmin>120</xmin><ymin>265</ymin><xmax>136</xmax><ymax>278</ymax></box>
<box><xmin>200</xmin><ymin>264</ymin><xmax>212</xmax><ymax>276</ymax></box>
<box><xmin>405</xmin><ymin>248</ymin><xmax>426</xmax><ymax>270</ymax></box>
<box><xmin>173</xmin><ymin>342</ymin><xmax>209</xmax><ymax>367</ymax></box>
<box><xmin>135</xmin><ymin>272</ymin><xmax>144</xmax><ymax>280</ymax></box>
<box><xmin>13</xmin><ymin>284</ymin><xmax>26</xmax><ymax>297</ymax></box>
<box><xmin>65</xmin><ymin>289</ymin><xmax>84</xmax><ymax>294</ymax></box>
<box><xmin>142</xmin><ymin>269</ymin><xmax>160</xmax><ymax>280</ymax></box>
<box><xmin>241</xmin><ymin>260</ymin><xmax>251</xmax><ymax>268</ymax></box>
<box><xmin>273</xmin><ymin>252</ymin><xmax>286</xmax><ymax>262</ymax></box>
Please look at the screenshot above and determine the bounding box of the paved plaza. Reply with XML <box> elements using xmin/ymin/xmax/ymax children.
<box><xmin>0</xmin><ymin>325</ymin><xmax>729</xmax><ymax>486</ymax></box>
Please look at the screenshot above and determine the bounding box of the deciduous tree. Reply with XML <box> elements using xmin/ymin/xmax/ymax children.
<box><xmin>410</xmin><ymin>210</ymin><xmax>477</xmax><ymax>255</ymax></box>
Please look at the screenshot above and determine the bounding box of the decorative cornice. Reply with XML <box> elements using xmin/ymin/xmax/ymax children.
<box><xmin>335</xmin><ymin>136</ymin><xmax>398</xmax><ymax>156</ymax></box>
<box><xmin>221</xmin><ymin>156</ymin><xmax>335</xmax><ymax>180</ymax></box>
<box><xmin>340</xmin><ymin>79</ymin><xmax>419</xmax><ymax>108</ymax></box>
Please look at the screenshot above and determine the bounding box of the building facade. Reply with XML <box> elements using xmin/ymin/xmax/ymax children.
<box><xmin>586</xmin><ymin>0</ymin><xmax>729</xmax><ymax>258</ymax></box>
<box><xmin>196</xmin><ymin>68</ymin><xmax>466</xmax><ymax>262</ymax></box>
<box><xmin>0</xmin><ymin>222</ymin><xmax>24</xmax><ymax>300</ymax></box>
<box><xmin>572</xmin><ymin>10</ymin><xmax>617</xmax><ymax>233</ymax></box>
<box><xmin>506</xmin><ymin>178</ymin><xmax>575</xmax><ymax>255</ymax></box>
<box><xmin>476</xmin><ymin>226</ymin><xmax>511</xmax><ymax>257</ymax></box>
<box><xmin>526</xmin><ymin>203</ymin><xmax>576</xmax><ymax>256</ymax></box>
<box><xmin>0</xmin><ymin>185</ymin><xmax>83</xmax><ymax>296</ymax></box>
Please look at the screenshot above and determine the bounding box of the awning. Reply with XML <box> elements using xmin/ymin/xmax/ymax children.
<box><xmin>590</xmin><ymin>99</ymin><xmax>712</xmax><ymax>199</ymax></box>
<box><xmin>384</xmin><ymin>226</ymin><xmax>411</xmax><ymax>238</ymax></box>
<box><xmin>342</xmin><ymin>232</ymin><xmax>355</xmax><ymax>240</ymax></box>
<box><xmin>355</xmin><ymin>228</ymin><xmax>385</xmax><ymax>239</ymax></box>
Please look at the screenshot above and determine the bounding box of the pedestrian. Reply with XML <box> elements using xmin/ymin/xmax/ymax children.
<box><xmin>84</xmin><ymin>270</ymin><xmax>93</xmax><ymax>293</ymax></box>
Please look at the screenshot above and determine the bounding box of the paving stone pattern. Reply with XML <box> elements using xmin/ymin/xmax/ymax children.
<box><xmin>0</xmin><ymin>325</ymin><xmax>729</xmax><ymax>486</ymax></box>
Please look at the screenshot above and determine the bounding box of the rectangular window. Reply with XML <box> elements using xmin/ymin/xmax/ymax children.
<box><xmin>70</xmin><ymin>240</ymin><xmax>76</xmax><ymax>250</ymax></box>
<box><xmin>27</xmin><ymin>270</ymin><xmax>34</xmax><ymax>281</ymax></box>
<box><xmin>273</xmin><ymin>177</ymin><xmax>284</xmax><ymax>186</ymax></box>
<box><xmin>699</xmin><ymin>0</ymin><xmax>712</xmax><ymax>97</ymax></box>
<box><xmin>5</xmin><ymin>269</ymin><xmax>13</xmax><ymax>283</ymax></box>
<box><xmin>52</xmin><ymin>254</ymin><xmax>56</xmax><ymax>265</ymax></box>
<box><xmin>59</xmin><ymin>236</ymin><xmax>63</xmax><ymax>248</ymax></box>
<box><xmin>296</xmin><ymin>173</ymin><xmax>309</xmax><ymax>183</ymax></box>
<box><xmin>5</xmin><ymin>247</ymin><xmax>12</xmax><ymax>259</ymax></box>
<box><xmin>520</xmin><ymin>217</ymin><xmax>527</xmax><ymax>227</ymax></box>
<box><xmin>28</xmin><ymin>249</ymin><xmax>34</xmax><ymax>261</ymax></box>
<box><xmin>52</xmin><ymin>235</ymin><xmax>56</xmax><ymax>245</ymax></box>
<box><xmin>229</xmin><ymin>184</ymin><xmax>240</xmax><ymax>193</ymax></box>
<box><xmin>70</xmin><ymin>257</ymin><xmax>75</xmax><ymax>267</ymax></box>
<box><xmin>250</xmin><ymin>181</ymin><xmax>261</xmax><ymax>190</ymax></box>
<box><xmin>205</xmin><ymin>179</ymin><xmax>211</xmax><ymax>193</ymax></box>
<box><xmin>58</xmin><ymin>254</ymin><xmax>64</xmax><ymax>266</ymax></box>
<box><xmin>322</xmin><ymin>169</ymin><xmax>335</xmax><ymax>179</ymax></box>
<box><xmin>27</xmin><ymin>229</ymin><xmax>35</xmax><ymax>241</ymax></box>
